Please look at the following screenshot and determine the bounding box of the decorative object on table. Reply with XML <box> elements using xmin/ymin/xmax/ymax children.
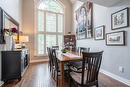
<box><xmin>14</xmin><ymin>43</ymin><xmax>22</xmax><ymax>49</ymax></box>
<box><xmin>64</xmin><ymin>34</ymin><xmax>76</xmax><ymax>51</ymax></box>
<box><xmin>94</xmin><ymin>25</ymin><xmax>105</xmax><ymax>40</ymax></box>
<box><xmin>111</xmin><ymin>7</ymin><xmax>129</xmax><ymax>30</ymax></box>
<box><xmin>76</xmin><ymin>1</ymin><xmax>93</xmax><ymax>39</ymax></box>
<box><xmin>4</xmin><ymin>28</ymin><xmax>18</xmax><ymax>50</ymax></box>
<box><xmin>106</xmin><ymin>31</ymin><xmax>125</xmax><ymax>46</ymax></box>
<box><xmin>19</xmin><ymin>35</ymin><xmax>29</xmax><ymax>48</ymax></box>
<box><xmin>4</xmin><ymin>28</ymin><xmax>18</xmax><ymax>36</ymax></box>
<box><xmin>4</xmin><ymin>36</ymin><xmax>14</xmax><ymax>50</ymax></box>
<box><xmin>61</xmin><ymin>49</ymin><xmax>69</xmax><ymax>53</ymax></box>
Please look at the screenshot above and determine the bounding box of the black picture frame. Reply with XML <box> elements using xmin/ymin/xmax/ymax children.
<box><xmin>0</xmin><ymin>7</ymin><xmax>19</xmax><ymax>44</ymax></box>
<box><xmin>94</xmin><ymin>25</ymin><xmax>105</xmax><ymax>40</ymax></box>
<box><xmin>0</xmin><ymin>7</ymin><xmax>4</xmax><ymax>44</ymax></box>
<box><xmin>111</xmin><ymin>7</ymin><xmax>129</xmax><ymax>30</ymax></box>
<box><xmin>3</xmin><ymin>10</ymin><xmax>19</xmax><ymax>43</ymax></box>
<box><xmin>76</xmin><ymin>2</ymin><xmax>93</xmax><ymax>40</ymax></box>
<box><xmin>106</xmin><ymin>31</ymin><xmax>125</xmax><ymax>46</ymax></box>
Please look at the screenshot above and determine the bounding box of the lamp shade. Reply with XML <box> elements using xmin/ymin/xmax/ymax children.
<box><xmin>19</xmin><ymin>35</ymin><xmax>29</xmax><ymax>43</ymax></box>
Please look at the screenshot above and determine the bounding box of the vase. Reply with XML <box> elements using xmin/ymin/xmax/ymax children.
<box><xmin>4</xmin><ymin>36</ymin><xmax>14</xmax><ymax>51</ymax></box>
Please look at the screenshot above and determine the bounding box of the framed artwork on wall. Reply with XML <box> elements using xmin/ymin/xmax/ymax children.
<box><xmin>76</xmin><ymin>2</ymin><xmax>93</xmax><ymax>39</ymax></box>
<box><xmin>106</xmin><ymin>31</ymin><xmax>125</xmax><ymax>46</ymax></box>
<box><xmin>94</xmin><ymin>25</ymin><xmax>105</xmax><ymax>40</ymax></box>
<box><xmin>111</xmin><ymin>7</ymin><xmax>129</xmax><ymax>30</ymax></box>
<box><xmin>0</xmin><ymin>7</ymin><xmax>4</xmax><ymax>44</ymax></box>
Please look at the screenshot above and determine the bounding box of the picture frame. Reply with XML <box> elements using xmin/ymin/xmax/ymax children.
<box><xmin>106</xmin><ymin>31</ymin><xmax>125</xmax><ymax>46</ymax></box>
<box><xmin>111</xmin><ymin>7</ymin><xmax>129</xmax><ymax>30</ymax></box>
<box><xmin>0</xmin><ymin>7</ymin><xmax>5</xmax><ymax>44</ymax></box>
<box><xmin>76</xmin><ymin>2</ymin><xmax>93</xmax><ymax>39</ymax></box>
<box><xmin>94</xmin><ymin>25</ymin><xmax>105</xmax><ymax>40</ymax></box>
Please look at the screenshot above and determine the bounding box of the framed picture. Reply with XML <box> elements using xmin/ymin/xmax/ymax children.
<box><xmin>0</xmin><ymin>7</ymin><xmax>5</xmax><ymax>44</ymax></box>
<box><xmin>111</xmin><ymin>7</ymin><xmax>129</xmax><ymax>30</ymax></box>
<box><xmin>94</xmin><ymin>25</ymin><xmax>105</xmax><ymax>40</ymax></box>
<box><xmin>106</xmin><ymin>31</ymin><xmax>125</xmax><ymax>46</ymax></box>
<box><xmin>76</xmin><ymin>2</ymin><xmax>93</xmax><ymax>39</ymax></box>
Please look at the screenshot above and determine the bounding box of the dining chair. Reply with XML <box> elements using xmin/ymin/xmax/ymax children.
<box><xmin>69</xmin><ymin>47</ymin><xmax>90</xmax><ymax>71</ymax></box>
<box><xmin>47</xmin><ymin>47</ymin><xmax>57</xmax><ymax>79</ymax></box>
<box><xmin>47</xmin><ymin>47</ymin><xmax>53</xmax><ymax>72</ymax></box>
<box><xmin>51</xmin><ymin>49</ymin><xmax>61</xmax><ymax>87</ymax></box>
<box><xmin>69</xmin><ymin>51</ymin><xmax>103</xmax><ymax>87</ymax></box>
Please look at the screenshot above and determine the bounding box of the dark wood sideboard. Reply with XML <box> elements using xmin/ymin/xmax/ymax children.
<box><xmin>1</xmin><ymin>48</ymin><xmax>30</xmax><ymax>82</ymax></box>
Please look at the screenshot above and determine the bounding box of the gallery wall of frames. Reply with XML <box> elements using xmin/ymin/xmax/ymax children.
<box><xmin>76</xmin><ymin>2</ymin><xmax>129</xmax><ymax>46</ymax></box>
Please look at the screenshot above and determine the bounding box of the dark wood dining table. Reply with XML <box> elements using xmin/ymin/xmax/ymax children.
<box><xmin>56</xmin><ymin>52</ymin><xmax>82</xmax><ymax>87</ymax></box>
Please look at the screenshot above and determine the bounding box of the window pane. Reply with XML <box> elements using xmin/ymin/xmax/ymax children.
<box><xmin>38</xmin><ymin>34</ymin><xmax>44</xmax><ymax>55</ymax></box>
<box><xmin>38</xmin><ymin>11</ymin><xmax>44</xmax><ymax>31</ymax></box>
<box><xmin>58</xmin><ymin>35</ymin><xmax>63</xmax><ymax>50</ymax></box>
<box><xmin>38</xmin><ymin>1</ymin><xmax>64</xmax><ymax>13</ymax></box>
<box><xmin>46</xmin><ymin>13</ymin><xmax>56</xmax><ymax>32</ymax></box>
<box><xmin>58</xmin><ymin>14</ymin><xmax>63</xmax><ymax>33</ymax></box>
<box><xmin>46</xmin><ymin>35</ymin><xmax>56</xmax><ymax>47</ymax></box>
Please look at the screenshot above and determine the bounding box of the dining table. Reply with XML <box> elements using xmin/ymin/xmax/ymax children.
<box><xmin>56</xmin><ymin>52</ymin><xmax>82</xmax><ymax>87</ymax></box>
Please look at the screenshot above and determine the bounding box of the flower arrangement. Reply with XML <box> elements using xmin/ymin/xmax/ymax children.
<box><xmin>4</xmin><ymin>28</ymin><xmax>18</xmax><ymax>36</ymax></box>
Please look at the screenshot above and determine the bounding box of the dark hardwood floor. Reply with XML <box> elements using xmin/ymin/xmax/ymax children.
<box><xmin>2</xmin><ymin>62</ymin><xmax>130</xmax><ymax>87</ymax></box>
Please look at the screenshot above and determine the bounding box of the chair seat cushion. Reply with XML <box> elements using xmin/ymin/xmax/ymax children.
<box><xmin>69</xmin><ymin>61</ymin><xmax>82</xmax><ymax>70</ymax></box>
<box><xmin>70</xmin><ymin>70</ymin><xmax>88</xmax><ymax>84</ymax></box>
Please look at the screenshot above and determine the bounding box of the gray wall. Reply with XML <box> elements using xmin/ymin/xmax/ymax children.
<box><xmin>72</xmin><ymin>0</ymin><xmax>130</xmax><ymax>82</ymax></box>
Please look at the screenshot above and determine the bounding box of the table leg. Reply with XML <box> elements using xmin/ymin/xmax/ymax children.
<box><xmin>60</xmin><ymin>62</ymin><xmax>64</xmax><ymax>87</ymax></box>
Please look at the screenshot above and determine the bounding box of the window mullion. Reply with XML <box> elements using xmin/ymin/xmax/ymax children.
<box><xmin>44</xmin><ymin>11</ymin><xmax>46</xmax><ymax>54</ymax></box>
<box><xmin>56</xmin><ymin>14</ymin><xmax>58</xmax><ymax>45</ymax></box>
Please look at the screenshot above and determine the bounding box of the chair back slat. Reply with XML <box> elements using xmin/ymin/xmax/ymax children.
<box><xmin>81</xmin><ymin>51</ymin><xmax>103</xmax><ymax>85</ymax></box>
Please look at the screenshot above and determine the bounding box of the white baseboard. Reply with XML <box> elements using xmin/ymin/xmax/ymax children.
<box><xmin>30</xmin><ymin>59</ymin><xmax>48</xmax><ymax>63</ymax></box>
<box><xmin>0</xmin><ymin>81</ymin><xmax>4</xmax><ymax>86</ymax></box>
<box><xmin>100</xmin><ymin>69</ymin><xmax>130</xmax><ymax>86</ymax></box>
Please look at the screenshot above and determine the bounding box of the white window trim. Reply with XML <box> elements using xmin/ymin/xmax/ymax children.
<box><xmin>35</xmin><ymin>10</ymin><xmax>64</xmax><ymax>57</ymax></box>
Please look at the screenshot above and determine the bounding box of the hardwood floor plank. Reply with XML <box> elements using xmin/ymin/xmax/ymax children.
<box><xmin>2</xmin><ymin>63</ymin><xmax>130</xmax><ymax>87</ymax></box>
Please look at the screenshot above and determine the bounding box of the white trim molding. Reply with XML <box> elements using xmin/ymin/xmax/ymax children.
<box><xmin>100</xmin><ymin>69</ymin><xmax>130</xmax><ymax>86</ymax></box>
<box><xmin>0</xmin><ymin>81</ymin><xmax>4</xmax><ymax>86</ymax></box>
<box><xmin>30</xmin><ymin>59</ymin><xmax>48</xmax><ymax>63</ymax></box>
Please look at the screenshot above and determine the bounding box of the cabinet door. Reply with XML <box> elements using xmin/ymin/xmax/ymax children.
<box><xmin>2</xmin><ymin>51</ymin><xmax>21</xmax><ymax>81</ymax></box>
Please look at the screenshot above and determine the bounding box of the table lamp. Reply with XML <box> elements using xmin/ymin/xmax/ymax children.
<box><xmin>19</xmin><ymin>35</ymin><xmax>29</xmax><ymax>48</ymax></box>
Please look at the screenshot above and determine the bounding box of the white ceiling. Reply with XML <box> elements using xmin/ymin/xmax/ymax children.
<box><xmin>70</xmin><ymin>0</ymin><xmax>130</xmax><ymax>7</ymax></box>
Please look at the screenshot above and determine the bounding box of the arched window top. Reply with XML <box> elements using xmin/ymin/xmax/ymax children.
<box><xmin>38</xmin><ymin>0</ymin><xmax>64</xmax><ymax>13</ymax></box>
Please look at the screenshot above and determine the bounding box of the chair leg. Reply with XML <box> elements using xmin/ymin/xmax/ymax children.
<box><xmin>96</xmin><ymin>82</ymin><xmax>99</xmax><ymax>87</ymax></box>
<box><xmin>69</xmin><ymin>77</ymin><xmax>72</xmax><ymax>87</ymax></box>
<box><xmin>54</xmin><ymin>70</ymin><xmax>56</xmax><ymax>80</ymax></box>
<box><xmin>56</xmin><ymin>72</ymin><xmax>58</xmax><ymax>87</ymax></box>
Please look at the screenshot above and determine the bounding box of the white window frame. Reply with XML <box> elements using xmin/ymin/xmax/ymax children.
<box><xmin>36</xmin><ymin>9</ymin><xmax>64</xmax><ymax>56</ymax></box>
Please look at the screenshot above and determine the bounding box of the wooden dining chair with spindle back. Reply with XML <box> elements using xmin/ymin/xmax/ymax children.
<box><xmin>51</xmin><ymin>49</ymin><xmax>61</xmax><ymax>87</ymax></box>
<box><xmin>69</xmin><ymin>51</ymin><xmax>103</xmax><ymax>87</ymax></box>
<box><xmin>69</xmin><ymin>47</ymin><xmax>90</xmax><ymax>71</ymax></box>
<box><xmin>47</xmin><ymin>47</ymin><xmax>53</xmax><ymax>72</ymax></box>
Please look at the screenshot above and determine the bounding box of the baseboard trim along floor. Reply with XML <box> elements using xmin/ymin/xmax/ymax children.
<box><xmin>0</xmin><ymin>81</ymin><xmax>4</xmax><ymax>86</ymax></box>
<box><xmin>100</xmin><ymin>69</ymin><xmax>130</xmax><ymax>86</ymax></box>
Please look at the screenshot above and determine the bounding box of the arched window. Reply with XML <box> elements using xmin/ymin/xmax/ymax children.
<box><xmin>36</xmin><ymin>0</ymin><xmax>64</xmax><ymax>55</ymax></box>
<box><xmin>38</xmin><ymin>0</ymin><xmax>64</xmax><ymax>13</ymax></box>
